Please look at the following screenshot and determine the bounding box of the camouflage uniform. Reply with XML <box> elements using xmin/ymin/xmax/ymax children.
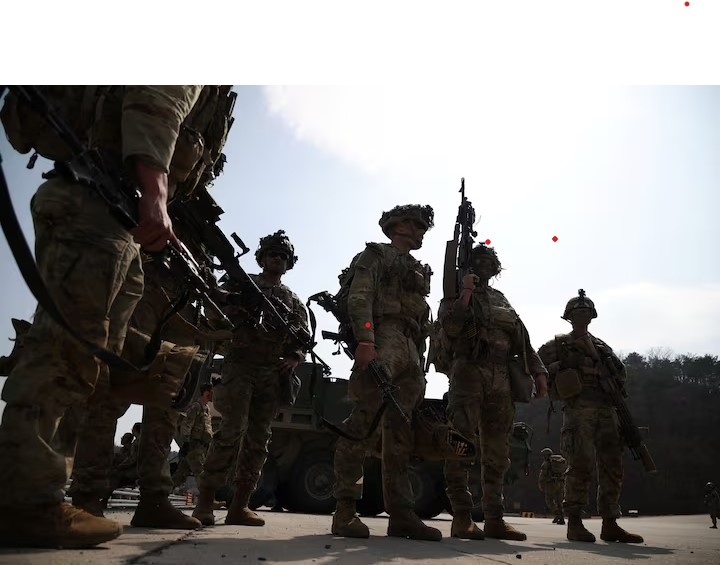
<box><xmin>195</xmin><ymin>262</ymin><xmax>309</xmax><ymax>523</ymax></box>
<box><xmin>332</xmin><ymin>205</ymin><xmax>441</xmax><ymax>541</ymax></box>
<box><xmin>538</xmin><ymin>290</ymin><xmax>643</xmax><ymax>543</ymax></box>
<box><xmin>333</xmin><ymin>244</ymin><xmax>431</xmax><ymax>509</ymax></box>
<box><xmin>538</xmin><ymin>333</ymin><xmax>626</xmax><ymax>520</ymax></box>
<box><xmin>172</xmin><ymin>399</ymin><xmax>213</xmax><ymax>487</ymax></box>
<box><xmin>0</xmin><ymin>86</ymin><xmax>202</xmax><ymax>548</ymax></box>
<box><xmin>538</xmin><ymin>449</ymin><xmax>567</xmax><ymax>522</ymax></box>
<box><xmin>66</xmin><ymin>258</ymin><xmax>205</xmax><ymax>516</ymax></box>
<box><xmin>442</xmin><ymin>286</ymin><xmax>545</xmax><ymax>521</ymax></box>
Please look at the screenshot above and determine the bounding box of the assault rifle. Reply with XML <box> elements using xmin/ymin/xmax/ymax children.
<box><xmin>307</xmin><ymin>290</ymin><xmax>411</xmax><ymax>425</ymax></box>
<box><xmin>169</xmin><ymin>187</ymin><xmax>314</xmax><ymax>352</ymax></box>
<box><xmin>578</xmin><ymin>335</ymin><xmax>657</xmax><ymax>473</ymax></box>
<box><xmin>442</xmin><ymin>177</ymin><xmax>478</xmax><ymax>299</ymax></box>
<box><xmin>3</xmin><ymin>85</ymin><xmax>231</xmax><ymax>329</ymax></box>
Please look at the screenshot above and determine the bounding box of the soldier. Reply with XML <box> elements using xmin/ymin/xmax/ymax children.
<box><xmin>331</xmin><ymin>204</ymin><xmax>442</xmax><ymax>542</ymax></box>
<box><xmin>538</xmin><ymin>447</ymin><xmax>567</xmax><ymax>525</ymax></box>
<box><xmin>61</xmin><ymin>86</ymin><xmax>234</xmax><ymax>531</ymax></box>
<box><xmin>0</xmin><ymin>86</ymin><xmax>217</xmax><ymax>549</ymax></box>
<box><xmin>172</xmin><ymin>384</ymin><xmax>214</xmax><ymax>488</ymax></box>
<box><xmin>440</xmin><ymin>243</ymin><xmax>547</xmax><ymax>541</ymax></box>
<box><xmin>192</xmin><ymin>231</ymin><xmax>309</xmax><ymax>527</ymax></box>
<box><xmin>537</xmin><ymin>290</ymin><xmax>643</xmax><ymax>543</ymax></box>
<box><xmin>705</xmin><ymin>482</ymin><xmax>720</xmax><ymax>529</ymax></box>
<box><xmin>116</xmin><ymin>433</ymin><xmax>136</xmax><ymax>467</ymax></box>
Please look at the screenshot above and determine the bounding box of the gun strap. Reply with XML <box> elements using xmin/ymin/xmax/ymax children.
<box><xmin>0</xmin><ymin>154</ymin><xmax>139</xmax><ymax>372</ymax></box>
<box><xmin>305</xmin><ymin>294</ymin><xmax>393</xmax><ymax>442</ymax></box>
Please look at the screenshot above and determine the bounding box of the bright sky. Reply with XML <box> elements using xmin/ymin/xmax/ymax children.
<box><xmin>1</xmin><ymin>1</ymin><xmax>719</xmax><ymax>445</ymax></box>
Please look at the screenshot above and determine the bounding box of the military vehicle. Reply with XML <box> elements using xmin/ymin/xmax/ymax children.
<box><xmin>209</xmin><ymin>361</ymin><xmax>533</xmax><ymax>519</ymax></box>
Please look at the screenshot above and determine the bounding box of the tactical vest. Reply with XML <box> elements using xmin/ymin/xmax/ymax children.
<box><xmin>551</xmin><ymin>333</ymin><xmax>613</xmax><ymax>403</ymax></box>
<box><xmin>549</xmin><ymin>454</ymin><xmax>567</xmax><ymax>478</ymax></box>
<box><xmin>1</xmin><ymin>85</ymin><xmax>234</xmax><ymax>198</ymax></box>
<box><xmin>336</xmin><ymin>243</ymin><xmax>431</xmax><ymax>339</ymax></box>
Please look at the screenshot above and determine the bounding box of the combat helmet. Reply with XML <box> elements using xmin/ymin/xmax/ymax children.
<box><xmin>120</xmin><ymin>432</ymin><xmax>134</xmax><ymax>445</ymax></box>
<box><xmin>707</xmin><ymin>482</ymin><xmax>716</xmax><ymax>490</ymax></box>
<box><xmin>255</xmin><ymin>230</ymin><xmax>298</xmax><ymax>270</ymax></box>
<box><xmin>470</xmin><ymin>242</ymin><xmax>502</xmax><ymax>277</ymax></box>
<box><xmin>541</xmin><ymin>447</ymin><xmax>553</xmax><ymax>458</ymax></box>
<box><xmin>378</xmin><ymin>204</ymin><xmax>434</xmax><ymax>238</ymax></box>
<box><xmin>562</xmin><ymin>288</ymin><xmax>598</xmax><ymax>321</ymax></box>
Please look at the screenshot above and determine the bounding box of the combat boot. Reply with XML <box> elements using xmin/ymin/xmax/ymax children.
<box><xmin>0</xmin><ymin>502</ymin><xmax>122</xmax><ymax>549</ymax></box>
<box><xmin>72</xmin><ymin>493</ymin><xmax>105</xmax><ymax>518</ymax></box>
<box><xmin>483</xmin><ymin>517</ymin><xmax>527</xmax><ymax>541</ymax></box>
<box><xmin>225</xmin><ymin>485</ymin><xmax>265</xmax><ymax>526</ymax></box>
<box><xmin>387</xmin><ymin>509</ymin><xmax>442</xmax><ymax>541</ymax></box>
<box><xmin>331</xmin><ymin>498</ymin><xmax>370</xmax><ymax>538</ymax></box>
<box><xmin>600</xmin><ymin>518</ymin><xmax>644</xmax><ymax>543</ymax></box>
<box><xmin>131</xmin><ymin>493</ymin><xmax>201</xmax><ymax>529</ymax></box>
<box><xmin>192</xmin><ymin>487</ymin><xmax>217</xmax><ymax>526</ymax></box>
<box><xmin>450</xmin><ymin>510</ymin><xmax>485</xmax><ymax>539</ymax></box>
<box><xmin>552</xmin><ymin>516</ymin><xmax>559</xmax><ymax>524</ymax></box>
<box><xmin>567</xmin><ymin>514</ymin><xmax>596</xmax><ymax>542</ymax></box>
<box><xmin>557</xmin><ymin>516</ymin><xmax>565</xmax><ymax>525</ymax></box>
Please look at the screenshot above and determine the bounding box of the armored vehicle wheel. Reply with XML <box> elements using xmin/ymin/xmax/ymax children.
<box><xmin>288</xmin><ymin>449</ymin><xmax>337</xmax><ymax>514</ymax></box>
<box><xmin>356</xmin><ymin>460</ymin><xmax>384</xmax><ymax>517</ymax></box>
<box><xmin>409</xmin><ymin>465</ymin><xmax>445</xmax><ymax>519</ymax></box>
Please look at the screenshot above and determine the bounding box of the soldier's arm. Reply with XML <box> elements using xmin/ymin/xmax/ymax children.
<box><xmin>347</xmin><ymin>246</ymin><xmax>384</xmax><ymax>343</ymax></box>
<box><xmin>180</xmin><ymin>403</ymin><xmax>199</xmax><ymax>439</ymax></box>
<box><xmin>440</xmin><ymin>297</ymin><xmax>472</xmax><ymax>338</ymax></box>
<box><xmin>122</xmin><ymin>86</ymin><xmax>202</xmax><ymax>251</ymax></box>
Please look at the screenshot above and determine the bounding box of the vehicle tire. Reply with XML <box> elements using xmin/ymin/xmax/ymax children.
<box><xmin>409</xmin><ymin>465</ymin><xmax>445</xmax><ymax>519</ymax></box>
<box><xmin>249</xmin><ymin>458</ymin><xmax>279</xmax><ymax>510</ymax></box>
<box><xmin>288</xmin><ymin>449</ymin><xmax>337</xmax><ymax>514</ymax></box>
<box><xmin>357</xmin><ymin>459</ymin><xmax>384</xmax><ymax>517</ymax></box>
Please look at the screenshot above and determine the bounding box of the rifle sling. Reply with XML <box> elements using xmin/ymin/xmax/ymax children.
<box><xmin>305</xmin><ymin>295</ymin><xmax>394</xmax><ymax>442</ymax></box>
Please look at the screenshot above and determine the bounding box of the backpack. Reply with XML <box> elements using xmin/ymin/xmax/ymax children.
<box><xmin>333</xmin><ymin>243</ymin><xmax>398</xmax><ymax>336</ymax></box>
<box><xmin>550</xmin><ymin>454</ymin><xmax>567</xmax><ymax>476</ymax></box>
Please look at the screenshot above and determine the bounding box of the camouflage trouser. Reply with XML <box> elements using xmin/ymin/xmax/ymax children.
<box><xmin>68</xmin><ymin>262</ymin><xmax>195</xmax><ymax>499</ymax></box>
<box><xmin>544</xmin><ymin>480</ymin><xmax>564</xmax><ymax>516</ymax></box>
<box><xmin>198</xmin><ymin>355</ymin><xmax>280</xmax><ymax>493</ymax></box>
<box><xmin>561</xmin><ymin>402</ymin><xmax>623</xmax><ymax>518</ymax></box>
<box><xmin>444</xmin><ymin>359</ymin><xmax>514</xmax><ymax>519</ymax></box>
<box><xmin>172</xmin><ymin>441</ymin><xmax>209</xmax><ymax>487</ymax></box>
<box><xmin>66</xmin><ymin>395</ymin><xmax>181</xmax><ymax>499</ymax></box>
<box><xmin>0</xmin><ymin>179</ymin><xmax>143</xmax><ymax>507</ymax></box>
<box><xmin>333</xmin><ymin>324</ymin><xmax>425</xmax><ymax>514</ymax></box>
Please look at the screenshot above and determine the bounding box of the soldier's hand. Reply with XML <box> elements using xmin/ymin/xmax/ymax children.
<box><xmin>278</xmin><ymin>356</ymin><xmax>300</xmax><ymax>376</ymax></box>
<box><xmin>131</xmin><ymin>161</ymin><xmax>181</xmax><ymax>252</ymax></box>
<box><xmin>534</xmin><ymin>372</ymin><xmax>548</xmax><ymax>398</ymax></box>
<box><xmin>354</xmin><ymin>342</ymin><xmax>377</xmax><ymax>371</ymax></box>
<box><xmin>462</xmin><ymin>273</ymin><xmax>479</xmax><ymax>291</ymax></box>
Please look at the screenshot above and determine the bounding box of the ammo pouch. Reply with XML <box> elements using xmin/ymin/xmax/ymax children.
<box><xmin>508</xmin><ymin>355</ymin><xmax>535</xmax><ymax>403</ymax></box>
<box><xmin>109</xmin><ymin>327</ymin><xmax>200</xmax><ymax>409</ymax></box>
<box><xmin>279</xmin><ymin>370</ymin><xmax>302</xmax><ymax>407</ymax></box>
<box><xmin>554</xmin><ymin>367</ymin><xmax>583</xmax><ymax>400</ymax></box>
<box><xmin>412</xmin><ymin>404</ymin><xmax>476</xmax><ymax>462</ymax></box>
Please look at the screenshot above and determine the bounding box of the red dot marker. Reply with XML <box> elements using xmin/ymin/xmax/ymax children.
<box><xmin>364</xmin><ymin>321</ymin><xmax>372</xmax><ymax>329</ymax></box>
<box><xmin>552</xmin><ymin>236</ymin><xmax>558</xmax><ymax>242</ymax></box>
<box><xmin>685</xmin><ymin>1</ymin><xmax>689</xmax><ymax>5</ymax></box>
<box><xmin>485</xmin><ymin>239</ymin><xmax>491</xmax><ymax>245</ymax></box>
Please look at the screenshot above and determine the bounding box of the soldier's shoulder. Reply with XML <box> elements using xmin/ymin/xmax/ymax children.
<box><xmin>353</xmin><ymin>242</ymin><xmax>393</xmax><ymax>268</ymax></box>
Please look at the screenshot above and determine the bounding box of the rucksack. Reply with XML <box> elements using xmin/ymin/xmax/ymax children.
<box><xmin>550</xmin><ymin>454</ymin><xmax>567</xmax><ymax>476</ymax></box>
<box><xmin>333</xmin><ymin>243</ymin><xmax>398</xmax><ymax>335</ymax></box>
